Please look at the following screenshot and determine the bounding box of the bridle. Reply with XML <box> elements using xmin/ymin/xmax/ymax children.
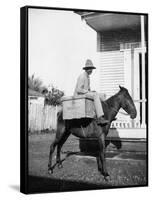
<box><xmin>111</xmin><ymin>106</ymin><xmax>129</xmax><ymax>116</ymax></box>
<box><xmin>103</xmin><ymin>101</ymin><xmax>130</xmax><ymax>116</ymax></box>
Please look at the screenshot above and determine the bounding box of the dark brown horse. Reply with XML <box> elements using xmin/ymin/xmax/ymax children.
<box><xmin>48</xmin><ymin>86</ymin><xmax>137</xmax><ymax>179</ymax></box>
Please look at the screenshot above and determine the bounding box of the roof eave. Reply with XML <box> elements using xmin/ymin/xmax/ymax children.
<box><xmin>81</xmin><ymin>13</ymin><xmax>141</xmax><ymax>32</ymax></box>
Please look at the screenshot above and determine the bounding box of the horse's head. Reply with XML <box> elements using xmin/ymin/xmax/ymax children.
<box><xmin>119</xmin><ymin>86</ymin><xmax>137</xmax><ymax>119</ymax></box>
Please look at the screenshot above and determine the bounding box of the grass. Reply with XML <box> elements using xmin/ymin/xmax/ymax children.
<box><xmin>28</xmin><ymin>133</ymin><xmax>147</xmax><ymax>193</ymax></box>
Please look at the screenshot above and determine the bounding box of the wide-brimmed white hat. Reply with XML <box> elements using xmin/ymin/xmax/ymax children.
<box><xmin>83</xmin><ymin>59</ymin><xmax>96</xmax><ymax>70</ymax></box>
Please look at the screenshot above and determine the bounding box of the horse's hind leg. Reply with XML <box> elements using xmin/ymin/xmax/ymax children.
<box><xmin>56</xmin><ymin>130</ymin><xmax>71</xmax><ymax>168</ymax></box>
<box><xmin>48</xmin><ymin>138</ymin><xmax>58</xmax><ymax>174</ymax></box>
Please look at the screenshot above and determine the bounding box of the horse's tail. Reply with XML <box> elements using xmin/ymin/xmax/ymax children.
<box><xmin>57</xmin><ymin>108</ymin><xmax>63</xmax><ymax>123</ymax></box>
<box><xmin>55</xmin><ymin>107</ymin><xmax>65</xmax><ymax>134</ymax></box>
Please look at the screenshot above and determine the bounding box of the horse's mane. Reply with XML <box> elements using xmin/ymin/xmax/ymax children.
<box><xmin>103</xmin><ymin>90</ymin><xmax>120</xmax><ymax>108</ymax></box>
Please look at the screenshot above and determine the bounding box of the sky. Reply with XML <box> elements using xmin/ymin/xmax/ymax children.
<box><xmin>28</xmin><ymin>8</ymin><xmax>100</xmax><ymax>96</ymax></box>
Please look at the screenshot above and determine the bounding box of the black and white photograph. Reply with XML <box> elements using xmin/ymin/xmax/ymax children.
<box><xmin>20</xmin><ymin>6</ymin><xmax>148</xmax><ymax>194</ymax></box>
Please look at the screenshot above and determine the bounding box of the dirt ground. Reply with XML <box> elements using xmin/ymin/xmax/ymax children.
<box><xmin>28</xmin><ymin>133</ymin><xmax>147</xmax><ymax>194</ymax></box>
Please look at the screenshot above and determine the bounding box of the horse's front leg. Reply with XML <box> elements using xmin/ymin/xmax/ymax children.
<box><xmin>96</xmin><ymin>156</ymin><xmax>102</xmax><ymax>172</ymax></box>
<box><xmin>98</xmin><ymin>134</ymin><xmax>110</xmax><ymax>179</ymax></box>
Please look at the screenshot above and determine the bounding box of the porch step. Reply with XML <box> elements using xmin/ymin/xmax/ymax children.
<box><xmin>108</xmin><ymin>127</ymin><xmax>147</xmax><ymax>139</ymax></box>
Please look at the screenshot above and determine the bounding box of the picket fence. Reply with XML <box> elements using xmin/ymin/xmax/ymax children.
<box><xmin>28</xmin><ymin>103</ymin><xmax>60</xmax><ymax>132</ymax></box>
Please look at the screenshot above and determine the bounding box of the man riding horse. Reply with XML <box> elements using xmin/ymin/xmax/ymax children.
<box><xmin>48</xmin><ymin>59</ymin><xmax>137</xmax><ymax>179</ymax></box>
<box><xmin>74</xmin><ymin>59</ymin><xmax>109</xmax><ymax>126</ymax></box>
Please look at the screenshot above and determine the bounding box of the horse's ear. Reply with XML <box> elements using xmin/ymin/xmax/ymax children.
<box><xmin>119</xmin><ymin>85</ymin><xmax>122</xmax><ymax>90</ymax></box>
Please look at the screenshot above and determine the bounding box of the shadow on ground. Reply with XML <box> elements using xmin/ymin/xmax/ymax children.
<box><xmin>28</xmin><ymin>175</ymin><xmax>112</xmax><ymax>194</ymax></box>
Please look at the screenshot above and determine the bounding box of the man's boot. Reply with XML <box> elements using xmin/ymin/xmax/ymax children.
<box><xmin>97</xmin><ymin>116</ymin><xmax>109</xmax><ymax>126</ymax></box>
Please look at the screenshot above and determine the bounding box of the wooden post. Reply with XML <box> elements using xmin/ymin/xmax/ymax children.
<box><xmin>141</xmin><ymin>15</ymin><xmax>146</xmax><ymax>128</ymax></box>
<box><xmin>131</xmin><ymin>45</ymin><xmax>135</xmax><ymax>128</ymax></box>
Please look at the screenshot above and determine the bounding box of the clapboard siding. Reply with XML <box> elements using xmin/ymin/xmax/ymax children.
<box><xmin>98</xmin><ymin>29</ymin><xmax>140</xmax><ymax>97</ymax></box>
<box><xmin>99</xmin><ymin>51</ymin><xmax>124</xmax><ymax>97</ymax></box>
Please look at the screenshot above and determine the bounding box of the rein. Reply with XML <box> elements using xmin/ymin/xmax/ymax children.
<box><xmin>112</xmin><ymin>107</ymin><xmax>129</xmax><ymax>116</ymax></box>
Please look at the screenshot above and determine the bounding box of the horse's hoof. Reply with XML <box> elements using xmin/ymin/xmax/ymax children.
<box><xmin>104</xmin><ymin>174</ymin><xmax>111</xmax><ymax>182</ymax></box>
<box><xmin>48</xmin><ymin>169</ymin><xmax>53</xmax><ymax>174</ymax></box>
<box><xmin>58</xmin><ymin>163</ymin><xmax>63</xmax><ymax>169</ymax></box>
<box><xmin>98</xmin><ymin>168</ymin><xmax>102</xmax><ymax>172</ymax></box>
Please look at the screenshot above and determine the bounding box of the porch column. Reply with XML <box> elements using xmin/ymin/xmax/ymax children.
<box><xmin>140</xmin><ymin>15</ymin><xmax>146</xmax><ymax>128</ymax></box>
<box><xmin>131</xmin><ymin>45</ymin><xmax>135</xmax><ymax>128</ymax></box>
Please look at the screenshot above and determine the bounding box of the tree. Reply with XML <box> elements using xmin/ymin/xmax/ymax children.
<box><xmin>44</xmin><ymin>85</ymin><xmax>64</xmax><ymax>106</ymax></box>
<box><xmin>28</xmin><ymin>74</ymin><xmax>64</xmax><ymax>106</ymax></box>
<box><xmin>28</xmin><ymin>74</ymin><xmax>47</xmax><ymax>93</ymax></box>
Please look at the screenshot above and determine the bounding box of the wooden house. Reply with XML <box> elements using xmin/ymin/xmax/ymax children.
<box><xmin>75</xmin><ymin>12</ymin><xmax>148</xmax><ymax>140</ymax></box>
